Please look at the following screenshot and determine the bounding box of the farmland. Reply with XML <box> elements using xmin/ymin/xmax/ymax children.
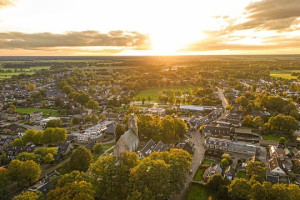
<box><xmin>270</xmin><ymin>70</ymin><xmax>300</xmax><ymax>80</ymax></box>
<box><xmin>0</xmin><ymin>65</ymin><xmax>50</xmax><ymax>79</ymax></box>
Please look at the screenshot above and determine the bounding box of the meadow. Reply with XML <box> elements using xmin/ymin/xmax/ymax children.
<box><xmin>0</xmin><ymin>65</ymin><xmax>50</xmax><ymax>79</ymax></box>
<box><xmin>16</xmin><ymin>108</ymin><xmax>59</xmax><ymax>116</ymax></box>
<box><xmin>186</xmin><ymin>183</ymin><xmax>217</xmax><ymax>200</ymax></box>
<box><xmin>134</xmin><ymin>86</ymin><xmax>197</xmax><ymax>102</ymax></box>
<box><xmin>270</xmin><ymin>70</ymin><xmax>300</xmax><ymax>80</ymax></box>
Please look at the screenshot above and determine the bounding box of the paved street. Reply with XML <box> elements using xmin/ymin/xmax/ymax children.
<box><xmin>173</xmin><ymin>131</ymin><xmax>205</xmax><ymax>200</ymax></box>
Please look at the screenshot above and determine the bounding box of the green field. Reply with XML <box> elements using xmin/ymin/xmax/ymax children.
<box><xmin>135</xmin><ymin>86</ymin><xmax>197</xmax><ymax>102</ymax></box>
<box><xmin>186</xmin><ymin>183</ymin><xmax>217</xmax><ymax>200</ymax></box>
<box><xmin>262</xmin><ymin>134</ymin><xmax>285</xmax><ymax>142</ymax></box>
<box><xmin>202</xmin><ymin>159</ymin><xmax>215</xmax><ymax>166</ymax></box>
<box><xmin>16</xmin><ymin>108</ymin><xmax>59</xmax><ymax>116</ymax></box>
<box><xmin>270</xmin><ymin>70</ymin><xmax>300</xmax><ymax>80</ymax></box>
<box><xmin>0</xmin><ymin>66</ymin><xmax>50</xmax><ymax>79</ymax></box>
<box><xmin>193</xmin><ymin>167</ymin><xmax>205</xmax><ymax>181</ymax></box>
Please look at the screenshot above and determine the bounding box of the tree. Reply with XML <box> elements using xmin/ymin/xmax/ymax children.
<box><xmin>115</xmin><ymin>124</ymin><xmax>125</xmax><ymax>141</ymax></box>
<box><xmin>44</xmin><ymin>128</ymin><xmax>67</xmax><ymax>145</ymax></box>
<box><xmin>90</xmin><ymin>155</ymin><xmax>117</xmax><ymax>196</ymax></box>
<box><xmin>25</xmin><ymin>83</ymin><xmax>36</xmax><ymax>91</ymax></box>
<box><xmin>246</xmin><ymin>161</ymin><xmax>266</xmax><ymax>182</ymax></box>
<box><xmin>8</xmin><ymin>160</ymin><xmax>41</xmax><ymax>186</ymax></box>
<box><xmin>92</xmin><ymin>142</ymin><xmax>102</xmax><ymax>154</ymax></box>
<box><xmin>70</xmin><ymin>146</ymin><xmax>93</xmax><ymax>172</ymax></box>
<box><xmin>8</xmin><ymin>160</ymin><xmax>23</xmax><ymax>185</ymax></box>
<box><xmin>0</xmin><ymin>168</ymin><xmax>9</xmax><ymax>200</ymax></box>
<box><xmin>86</xmin><ymin>99</ymin><xmax>99</xmax><ymax>110</ymax></box>
<box><xmin>22</xmin><ymin>160</ymin><xmax>41</xmax><ymax>185</ymax></box>
<box><xmin>228</xmin><ymin>178</ymin><xmax>251</xmax><ymax>200</ymax></box>
<box><xmin>266</xmin><ymin>115</ymin><xmax>298</xmax><ymax>135</ymax></box>
<box><xmin>251</xmin><ymin>183</ymin><xmax>267</xmax><ymax>200</ymax></box>
<box><xmin>8</xmin><ymin>104</ymin><xmax>16</xmax><ymax>113</ymax></box>
<box><xmin>220</xmin><ymin>158</ymin><xmax>229</xmax><ymax>170</ymax></box>
<box><xmin>13</xmin><ymin>191</ymin><xmax>42</xmax><ymax>200</ymax></box>
<box><xmin>47</xmin><ymin>180</ymin><xmax>95</xmax><ymax>200</ymax></box>
<box><xmin>174</xmin><ymin>118</ymin><xmax>187</xmax><ymax>138</ymax></box>
<box><xmin>16</xmin><ymin>152</ymin><xmax>41</xmax><ymax>163</ymax></box>
<box><xmin>129</xmin><ymin>157</ymin><xmax>171</xmax><ymax>200</ymax></box>
<box><xmin>46</xmin><ymin>119</ymin><xmax>63</xmax><ymax>128</ymax></box>
<box><xmin>160</xmin><ymin>116</ymin><xmax>175</xmax><ymax>140</ymax></box>
<box><xmin>43</xmin><ymin>153</ymin><xmax>54</xmax><ymax>163</ymax></box>
<box><xmin>32</xmin><ymin>130</ymin><xmax>44</xmax><ymax>145</ymax></box>
<box><xmin>279</xmin><ymin>137</ymin><xmax>287</xmax><ymax>147</ymax></box>
<box><xmin>72</xmin><ymin>117</ymin><xmax>80</xmax><ymax>125</ymax></box>
<box><xmin>91</xmin><ymin>115</ymin><xmax>99</xmax><ymax>124</ymax></box>
<box><xmin>11</xmin><ymin>138</ymin><xmax>24</xmax><ymax>146</ymax></box>
<box><xmin>206</xmin><ymin>173</ymin><xmax>225</xmax><ymax>191</ymax></box>
<box><xmin>253</xmin><ymin>116</ymin><xmax>264</xmax><ymax>129</ymax></box>
<box><xmin>242</xmin><ymin>115</ymin><xmax>253</xmax><ymax>127</ymax></box>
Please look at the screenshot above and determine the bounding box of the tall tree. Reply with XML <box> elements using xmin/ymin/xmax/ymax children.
<box><xmin>70</xmin><ymin>146</ymin><xmax>93</xmax><ymax>172</ymax></box>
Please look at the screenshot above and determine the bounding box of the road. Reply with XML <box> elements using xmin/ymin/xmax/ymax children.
<box><xmin>173</xmin><ymin>88</ymin><xmax>228</xmax><ymax>199</ymax></box>
<box><xmin>173</xmin><ymin>131</ymin><xmax>205</xmax><ymax>200</ymax></box>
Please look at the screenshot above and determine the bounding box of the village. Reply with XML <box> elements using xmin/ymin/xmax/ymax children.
<box><xmin>0</xmin><ymin>56</ymin><xmax>300</xmax><ymax>199</ymax></box>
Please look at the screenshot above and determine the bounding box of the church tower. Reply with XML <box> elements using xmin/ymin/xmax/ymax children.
<box><xmin>128</xmin><ymin>113</ymin><xmax>138</xmax><ymax>136</ymax></box>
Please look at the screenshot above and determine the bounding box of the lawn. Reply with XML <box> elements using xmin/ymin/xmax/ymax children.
<box><xmin>193</xmin><ymin>167</ymin><xmax>205</xmax><ymax>181</ymax></box>
<box><xmin>16</xmin><ymin>107</ymin><xmax>59</xmax><ymax>116</ymax></box>
<box><xmin>93</xmin><ymin>142</ymin><xmax>116</xmax><ymax>162</ymax></box>
<box><xmin>262</xmin><ymin>134</ymin><xmax>284</xmax><ymax>142</ymax></box>
<box><xmin>135</xmin><ymin>86</ymin><xmax>197</xmax><ymax>102</ymax></box>
<box><xmin>236</xmin><ymin>171</ymin><xmax>248</xmax><ymax>180</ymax></box>
<box><xmin>102</xmin><ymin>142</ymin><xmax>116</xmax><ymax>151</ymax></box>
<box><xmin>202</xmin><ymin>159</ymin><xmax>215</xmax><ymax>166</ymax></box>
<box><xmin>186</xmin><ymin>183</ymin><xmax>217</xmax><ymax>200</ymax></box>
<box><xmin>270</xmin><ymin>70</ymin><xmax>300</xmax><ymax>80</ymax></box>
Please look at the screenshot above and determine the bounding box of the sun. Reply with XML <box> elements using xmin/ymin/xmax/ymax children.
<box><xmin>149</xmin><ymin>28</ymin><xmax>205</xmax><ymax>55</ymax></box>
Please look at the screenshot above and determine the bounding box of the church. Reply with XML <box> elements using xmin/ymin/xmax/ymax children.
<box><xmin>114</xmin><ymin>114</ymin><xmax>140</xmax><ymax>157</ymax></box>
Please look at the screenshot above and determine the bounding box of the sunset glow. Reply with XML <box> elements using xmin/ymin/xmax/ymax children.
<box><xmin>0</xmin><ymin>0</ymin><xmax>299</xmax><ymax>55</ymax></box>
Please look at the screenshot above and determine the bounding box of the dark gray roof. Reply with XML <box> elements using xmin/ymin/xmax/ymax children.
<box><xmin>154</xmin><ymin>141</ymin><xmax>166</xmax><ymax>152</ymax></box>
<box><xmin>105</xmin><ymin>123</ymin><xmax>116</xmax><ymax>134</ymax></box>
<box><xmin>140</xmin><ymin>139</ymin><xmax>156</xmax><ymax>157</ymax></box>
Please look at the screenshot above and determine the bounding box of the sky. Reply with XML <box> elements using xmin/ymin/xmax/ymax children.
<box><xmin>0</xmin><ymin>0</ymin><xmax>299</xmax><ymax>56</ymax></box>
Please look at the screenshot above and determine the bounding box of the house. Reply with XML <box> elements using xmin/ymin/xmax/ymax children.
<box><xmin>270</xmin><ymin>146</ymin><xmax>285</xmax><ymax>161</ymax></box>
<box><xmin>188</xmin><ymin>117</ymin><xmax>201</xmax><ymax>131</ymax></box>
<box><xmin>284</xmin><ymin>148</ymin><xmax>291</xmax><ymax>157</ymax></box>
<box><xmin>203</xmin><ymin>163</ymin><xmax>222</xmax><ymax>180</ymax></box>
<box><xmin>114</xmin><ymin>114</ymin><xmax>139</xmax><ymax>157</ymax></box>
<box><xmin>29</xmin><ymin>111</ymin><xmax>43</xmax><ymax>123</ymax></box>
<box><xmin>138</xmin><ymin>139</ymin><xmax>166</xmax><ymax>159</ymax></box>
<box><xmin>4</xmin><ymin>145</ymin><xmax>35</xmax><ymax>160</ymax></box>
<box><xmin>269</xmin><ymin>157</ymin><xmax>286</xmax><ymax>176</ymax></box>
<box><xmin>72</xmin><ymin>121</ymin><xmax>113</xmax><ymax>143</ymax></box>
<box><xmin>224</xmin><ymin>165</ymin><xmax>235</xmax><ymax>181</ymax></box>
<box><xmin>176</xmin><ymin>140</ymin><xmax>195</xmax><ymax>154</ymax></box>
<box><xmin>293</xmin><ymin>148</ymin><xmax>300</xmax><ymax>158</ymax></box>
<box><xmin>205</xmin><ymin>137</ymin><xmax>261</xmax><ymax>156</ymax></box>
<box><xmin>138</xmin><ymin>139</ymin><xmax>156</xmax><ymax>159</ymax></box>
<box><xmin>29</xmin><ymin>171</ymin><xmax>61</xmax><ymax>195</ymax></box>
<box><xmin>105</xmin><ymin>122</ymin><xmax>116</xmax><ymax>136</ymax></box>
<box><xmin>203</xmin><ymin>125</ymin><xmax>232</xmax><ymax>138</ymax></box>
<box><xmin>266</xmin><ymin>174</ymin><xmax>280</xmax><ymax>184</ymax></box>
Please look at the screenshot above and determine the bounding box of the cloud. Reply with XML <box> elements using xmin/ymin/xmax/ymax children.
<box><xmin>0</xmin><ymin>30</ymin><xmax>150</xmax><ymax>49</ymax></box>
<box><xmin>183</xmin><ymin>31</ymin><xmax>300</xmax><ymax>52</ymax></box>
<box><xmin>230</xmin><ymin>0</ymin><xmax>300</xmax><ymax>31</ymax></box>
<box><xmin>0</xmin><ymin>0</ymin><xmax>14</xmax><ymax>9</ymax></box>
